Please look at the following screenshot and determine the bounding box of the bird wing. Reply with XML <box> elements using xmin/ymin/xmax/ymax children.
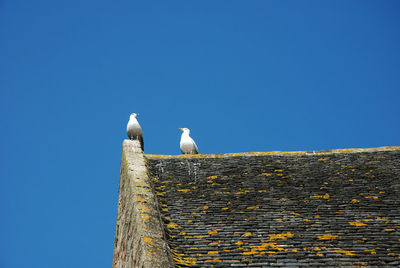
<box><xmin>139</xmin><ymin>134</ymin><xmax>144</xmax><ymax>151</ymax></box>
<box><xmin>192</xmin><ymin>138</ymin><xmax>199</xmax><ymax>154</ymax></box>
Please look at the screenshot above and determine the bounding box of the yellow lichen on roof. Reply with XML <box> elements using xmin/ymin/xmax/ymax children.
<box><xmin>139</xmin><ymin>205</ymin><xmax>151</xmax><ymax>221</ymax></box>
<box><xmin>268</xmin><ymin>232</ymin><xmax>294</xmax><ymax>241</ymax></box>
<box><xmin>349</xmin><ymin>221</ymin><xmax>367</xmax><ymax>227</ymax></box>
<box><xmin>364</xmin><ymin>196</ymin><xmax>378</xmax><ymax>200</ymax></box>
<box><xmin>143</xmin><ymin>237</ymin><xmax>154</xmax><ymax>245</ymax></box>
<box><xmin>173</xmin><ymin>255</ymin><xmax>197</xmax><ymax>266</ymax></box>
<box><xmin>317</xmin><ymin>234</ymin><xmax>340</xmax><ymax>240</ymax></box>
<box><xmin>204</xmin><ymin>258</ymin><xmax>221</xmax><ymax>262</ymax></box>
<box><xmin>238</xmin><ymin>232</ymin><xmax>296</xmax><ymax>256</ymax></box>
<box><xmin>331</xmin><ymin>249</ymin><xmax>355</xmax><ymax>256</ymax></box>
<box><xmin>208</xmin><ymin>228</ymin><xmax>221</xmax><ymax>235</ymax></box>
<box><xmin>365</xmin><ymin>249</ymin><xmax>377</xmax><ymax>255</ymax></box>
<box><xmin>314</xmin><ymin>193</ymin><xmax>330</xmax><ymax>199</ymax></box>
<box><xmin>376</xmin><ymin>217</ymin><xmax>387</xmax><ymax>221</ymax></box>
<box><xmin>177</xmin><ymin>189</ymin><xmax>190</xmax><ymax>193</ymax></box>
<box><xmin>240</xmin><ymin>241</ymin><xmax>286</xmax><ymax>255</ymax></box>
<box><xmin>167</xmin><ymin>221</ymin><xmax>182</xmax><ymax>230</ymax></box>
<box><xmin>146</xmin><ymin>250</ymin><xmax>156</xmax><ymax>258</ymax></box>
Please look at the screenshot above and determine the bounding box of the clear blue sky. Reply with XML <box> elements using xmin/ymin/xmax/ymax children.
<box><xmin>1</xmin><ymin>1</ymin><xmax>399</xmax><ymax>267</ymax></box>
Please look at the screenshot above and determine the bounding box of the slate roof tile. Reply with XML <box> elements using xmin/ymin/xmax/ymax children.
<box><xmin>145</xmin><ymin>148</ymin><xmax>400</xmax><ymax>267</ymax></box>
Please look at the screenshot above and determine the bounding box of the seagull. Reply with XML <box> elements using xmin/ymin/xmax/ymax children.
<box><xmin>179</xmin><ymin>128</ymin><xmax>199</xmax><ymax>154</ymax></box>
<box><xmin>127</xmin><ymin>113</ymin><xmax>144</xmax><ymax>150</ymax></box>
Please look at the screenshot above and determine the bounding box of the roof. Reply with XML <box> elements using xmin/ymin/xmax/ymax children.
<box><xmin>113</xmin><ymin>141</ymin><xmax>400</xmax><ymax>267</ymax></box>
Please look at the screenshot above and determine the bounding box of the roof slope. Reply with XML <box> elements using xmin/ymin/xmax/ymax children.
<box><xmin>146</xmin><ymin>147</ymin><xmax>400</xmax><ymax>267</ymax></box>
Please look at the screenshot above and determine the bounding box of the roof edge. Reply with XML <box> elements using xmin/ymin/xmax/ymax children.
<box><xmin>113</xmin><ymin>140</ymin><xmax>174</xmax><ymax>268</ymax></box>
<box><xmin>145</xmin><ymin>146</ymin><xmax>400</xmax><ymax>159</ymax></box>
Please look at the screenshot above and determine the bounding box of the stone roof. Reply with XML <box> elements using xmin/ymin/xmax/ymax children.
<box><xmin>113</xmin><ymin>141</ymin><xmax>400</xmax><ymax>267</ymax></box>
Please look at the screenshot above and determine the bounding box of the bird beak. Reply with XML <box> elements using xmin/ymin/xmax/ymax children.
<box><xmin>179</xmin><ymin>128</ymin><xmax>183</xmax><ymax>131</ymax></box>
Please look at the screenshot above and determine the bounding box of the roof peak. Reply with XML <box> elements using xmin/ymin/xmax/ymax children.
<box><xmin>145</xmin><ymin>146</ymin><xmax>400</xmax><ymax>159</ymax></box>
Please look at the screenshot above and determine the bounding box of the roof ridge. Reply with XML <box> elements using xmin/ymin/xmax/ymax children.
<box><xmin>112</xmin><ymin>140</ymin><xmax>174</xmax><ymax>268</ymax></box>
<box><xmin>145</xmin><ymin>146</ymin><xmax>400</xmax><ymax>159</ymax></box>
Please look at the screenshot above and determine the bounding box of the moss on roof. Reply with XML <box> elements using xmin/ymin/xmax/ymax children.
<box><xmin>145</xmin><ymin>146</ymin><xmax>400</xmax><ymax>159</ymax></box>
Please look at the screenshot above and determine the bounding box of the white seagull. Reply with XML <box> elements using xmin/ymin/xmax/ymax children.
<box><xmin>179</xmin><ymin>128</ymin><xmax>199</xmax><ymax>154</ymax></box>
<box><xmin>127</xmin><ymin>113</ymin><xmax>144</xmax><ymax>150</ymax></box>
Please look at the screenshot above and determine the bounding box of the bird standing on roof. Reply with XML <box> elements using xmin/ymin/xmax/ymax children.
<box><xmin>127</xmin><ymin>113</ymin><xmax>144</xmax><ymax>150</ymax></box>
<box><xmin>179</xmin><ymin>128</ymin><xmax>199</xmax><ymax>154</ymax></box>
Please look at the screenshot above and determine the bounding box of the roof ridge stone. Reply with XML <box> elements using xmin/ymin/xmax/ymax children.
<box><xmin>112</xmin><ymin>140</ymin><xmax>174</xmax><ymax>268</ymax></box>
<box><xmin>145</xmin><ymin>146</ymin><xmax>400</xmax><ymax>159</ymax></box>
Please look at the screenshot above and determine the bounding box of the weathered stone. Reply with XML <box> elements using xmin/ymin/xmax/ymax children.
<box><xmin>112</xmin><ymin>140</ymin><xmax>174</xmax><ymax>268</ymax></box>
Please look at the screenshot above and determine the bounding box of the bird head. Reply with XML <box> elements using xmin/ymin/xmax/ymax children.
<box><xmin>130</xmin><ymin>113</ymin><xmax>139</xmax><ymax>118</ymax></box>
<box><xmin>179</xmin><ymin>128</ymin><xmax>190</xmax><ymax>134</ymax></box>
